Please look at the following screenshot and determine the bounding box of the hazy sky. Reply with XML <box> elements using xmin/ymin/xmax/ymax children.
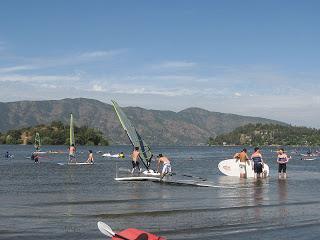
<box><xmin>0</xmin><ymin>0</ymin><xmax>320</xmax><ymax>127</ymax></box>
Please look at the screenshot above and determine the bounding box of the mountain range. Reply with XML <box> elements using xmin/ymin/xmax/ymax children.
<box><xmin>0</xmin><ymin>98</ymin><xmax>285</xmax><ymax>145</ymax></box>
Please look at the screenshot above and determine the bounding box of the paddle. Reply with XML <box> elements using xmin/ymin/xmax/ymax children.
<box><xmin>97</xmin><ymin>221</ymin><xmax>130</xmax><ymax>240</ymax></box>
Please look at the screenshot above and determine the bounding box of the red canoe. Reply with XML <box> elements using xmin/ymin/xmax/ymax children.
<box><xmin>112</xmin><ymin>228</ymin><xmax>166</xmax><ymax>240</ymax></box>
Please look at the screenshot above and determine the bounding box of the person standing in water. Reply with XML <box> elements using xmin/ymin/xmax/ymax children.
<box><xmin>157</xmin><ymin>153</ymin><xmax>172</xmax><ymax>180</ymax></box>
<box><xmin>131</xmin><ymin>147</ymin><xmax>141</xmax><ymax>173</ymax></box>
<box><xmin>68</xmin><ymin>144</ymin><xmax>76</xmax><ymax>163</ymax></box>
<box><xmin>31</xmin><ymin>152</ymin><xmax>39</xmax><ymax>163</ymax></box>
<box><xmin>251</xmin><ymin>147</ymin><xmax>265</xmax><ymax>178</ymax></box>
<box><xmin>233</xmin><ymin>148</ymin><xmax>250</xmax><ymax>178</ymax></box>
<box><xmin>277</xmin><ymin>148</ymin><xmax>290</xmax><ymax>179</ymax></box>
<box><xmin>86</xmin><ymin>150</ymin><xmax>94</xmax><ymax>164</ymax></box>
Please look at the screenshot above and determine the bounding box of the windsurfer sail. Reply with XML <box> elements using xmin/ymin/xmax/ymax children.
<box><xmin>34</xmin><ymin>132</ymin><xmax>41</xmax><ymax>151</ymax></box>
<box><xmin>70</xmin><ymin>113</ymin><xmax>75</xmax><ymax>146</ymax></box>
<box><xmin>111</xmin><ymin>100</ymin><xmax>153</xmax><ymax>169</ymax></box>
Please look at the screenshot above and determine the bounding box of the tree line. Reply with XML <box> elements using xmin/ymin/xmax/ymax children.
<box><xmin>208</xmin><ymin>123</ymin><xmax>320</xmax><ymax>146</ymax></box>
<box><xmin>0</xmin><ymin>121</ymin><xmax>109</xmax><ymax>146</ymax></box>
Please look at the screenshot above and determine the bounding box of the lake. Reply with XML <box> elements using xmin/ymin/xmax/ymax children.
<box><xmin>1</xmin><ymin>145</ymin><xmax>320</xmax><ymax>240</ymax></box>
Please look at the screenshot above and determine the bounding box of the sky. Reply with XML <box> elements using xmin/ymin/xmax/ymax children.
<box><xmin>0</xmin><ymin>0</ymin><xmax>320</xmax><ymax>127</ymax></box>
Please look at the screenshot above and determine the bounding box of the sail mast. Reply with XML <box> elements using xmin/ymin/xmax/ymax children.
<box><xmin>112</xmin><ymin>100</ymin><xmax>153</xmax><ymax>169</ymax></box>
<box><xmin>70</xmin><ymin>113</ymin><xmax>75</xmax><ymax>146</ymax></box>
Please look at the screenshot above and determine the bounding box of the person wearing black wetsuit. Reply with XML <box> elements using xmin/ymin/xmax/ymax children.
<box><xmin>251</xmin><ymin>147</ymin><xmax>264</xmax><ymax>178</ymax></box>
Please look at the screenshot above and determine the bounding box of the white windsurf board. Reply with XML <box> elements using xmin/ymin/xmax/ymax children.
<box><xmin>114</xmin><ymin>176</ymin><xmax>234</xmax><ymax>188</ymax></box>
<box><xmin>218</xmin><ymin>159</ymin><xmax>269</xmax><ymax>178</ymax></box>
<box><xmin>57</xmin><ymin>162</ymin><xmax>94</xmax><ymax>166</ymax></box>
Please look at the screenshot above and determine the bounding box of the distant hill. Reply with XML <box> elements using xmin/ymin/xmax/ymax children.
<box><xmin>0</xmin><ymin>98</ymin><xmax>285</xmax><ymax>145</ymax></box>
<box><xmin>209</xmin><ymin>123</ymin><xmax>320</xmax><ymax>146</ymax></box>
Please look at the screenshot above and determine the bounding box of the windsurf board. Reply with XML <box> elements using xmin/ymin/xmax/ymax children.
<box><xmin>57</xmin><ymin>162</ymin><xmax>94</xmax><ymax>166</ymax></box>
<box><xmin>218</xmin><ymin>158</ymin><xmax>269</xmax><ymax>178</ymax></box>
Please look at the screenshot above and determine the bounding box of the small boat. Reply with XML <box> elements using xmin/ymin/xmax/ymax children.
<box><xmin>97</xmin><ymin>221</ymin><xmax>166</xmax><ymax>240</ymax></box>
<box><xmin>102</xmin><ymin>152</ymin><xmax>120</xmax><ymax>158</ymax></box>
<box><xmin>301</xmin><ymin>157</ymin><xmax>316</xmax><ymax>161</ymax></box>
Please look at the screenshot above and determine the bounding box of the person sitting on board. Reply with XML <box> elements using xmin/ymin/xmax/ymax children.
<box><xmin>157</xmin><ymin>154</ymin><xmax>172</xmax><ymax>180</ymax></box>
<box><xmin>118</xmin><ymin>152</ymin><xmax>125</xmax><ymax>159</ymax></box>
<box><xmin>86</xmin><ymin>150</ymin><xmax>94</xmax><ymax>164</ymax></box>
<box><xmin>233</xmin><ymin>148</ymin><xmax>250</xmax><ymax>178</ymax></box>
<box><xmin>68</xmin><ymin>144</ymin><xmax>76</xmax><ymax>163</ymax></box>
<box><xmin>5</xmin><ymin>151</ymin><xmax>10</xmax><ymax>158</ymax></box>
<box><xmin>251</xmin><ymin>147</ymin><xmax>265</xmax><ymax>178</ymax></box>
<box><xmin>131</xmin><ymin>147</ymin><xmax>141</xmax><ymax>173</ymax></box>
<box><xmin>277</xmin><ymin>148</ymin><xmax>290</xmax><ymax>179</ymax></box>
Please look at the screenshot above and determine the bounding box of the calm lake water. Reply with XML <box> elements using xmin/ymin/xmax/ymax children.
<box><xmin>1</xmin><ymin>145</ymin><xmax>320</xmax><ymax>240</ymax></box>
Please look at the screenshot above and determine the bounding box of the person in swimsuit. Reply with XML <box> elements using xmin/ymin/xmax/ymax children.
<box><xmin>86</xmin><ymin>150</ymin><xmax>94</xmax><ymax>163</ymax></box>
<box><xmin>234</xmin><ymin>148</ymin><xmax>250</xmax><ymax>178</ymax></box>
<box><xmin>277</xmin><ymin>148</ymin><xmax>290</xmax><ymax>179</ymax></box>
<box><xmin>157</xmin><ymin>153</ymin><xmax>172</xmax><ymax>180</ymax></box>
<box><xmin>131</xmin><ymin>147</ymin><xmax>141</xmax><ymax>173</ymax></box>
<box><xmin>251</xmin><ymin>147</ymin><xmax>264</xmax><ymax>178</ymax></box>
<box><xmin>68</xmin><ymin>144</ymin><xmax>76</xmax><ymax>163</ymax></box>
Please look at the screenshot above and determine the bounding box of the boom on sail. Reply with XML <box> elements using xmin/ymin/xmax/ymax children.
<box><xmin>112</xmin><ymin>100</ymin><xmax>153</xmax><ymax>169</ymax></box>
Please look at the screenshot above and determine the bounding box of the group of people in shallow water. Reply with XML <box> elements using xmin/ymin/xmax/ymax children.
<box><xmin>234</xmin><ymin>147</ymin><xmax>291</xmax><ymax>179</ymax></box>
<box><xmin>29</xmin><ymin>144</ymin><xmax>290</xmax><ymax>180</ymax></box>
<box><xmin>131</xmin><ymin>146</ymin><xmax>171</xmax><ymax>179</ymax></box>
<box><xmin>30</xmin><ymin>144</ymin><xmax>95</xmax><ymax>164</ymax></box>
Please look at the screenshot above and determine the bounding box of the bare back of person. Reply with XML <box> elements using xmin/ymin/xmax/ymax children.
<box><xmin>86</xmin><ymin>150</ymin><xmax>94</xmax><ymax>163</ymax></box>
<box><xmin>234</xmin><ymin>149</ymin><xmax>249</xmax><ymax>178</ymax></box>
<box><xmin>132</xmin><ymin>149</ymin><xmax>140</xmax><ymax>162</ymax></box>
<box><xmin>69</xmin><ymin>146</ymin><xmax>76</xmax><ymax>155</ymax></box>
<box><xmin>238</xmin><ymin>152</ymin><xmax>249</xmax><ymax>163</ymax></box>
<box><xmin>157</xmin><ymin>154</ymin><xmax>171</xmax><ymax>179</ymax></box>
<box><xmin>69</xmin><ymin>145</ymin><xmax>76</xmax><ymax>162</ymax></box>
<box><xmin>131</xmin><ymin>147</ymin><xmax>141</xmax><ymax>173</ymax></box>
<box><xmin>159</xmin><ymin>156</ymin><xmax>170</xmax><ymax>164</ymax></box>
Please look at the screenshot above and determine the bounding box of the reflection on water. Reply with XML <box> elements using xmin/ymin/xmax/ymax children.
<box><xmin>253</xmin><ymin>179</ymin><xmax>264</xmax><ymax>220</ymax></box>
<box><xmin>277</xmin><ymin>179</ymin><xmax>289</xmax><ymax>223</ymax></box>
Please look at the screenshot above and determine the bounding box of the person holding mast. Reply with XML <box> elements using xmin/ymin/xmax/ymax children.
<box><xmin>131</xmin><ymin>146</ymin><xmax>141</xmax><ymax>173</ymax></box>
<box><xmin>68</xmin><ymin>144</ymin><xmax>76</xmax><ymax>163</ymax></box>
